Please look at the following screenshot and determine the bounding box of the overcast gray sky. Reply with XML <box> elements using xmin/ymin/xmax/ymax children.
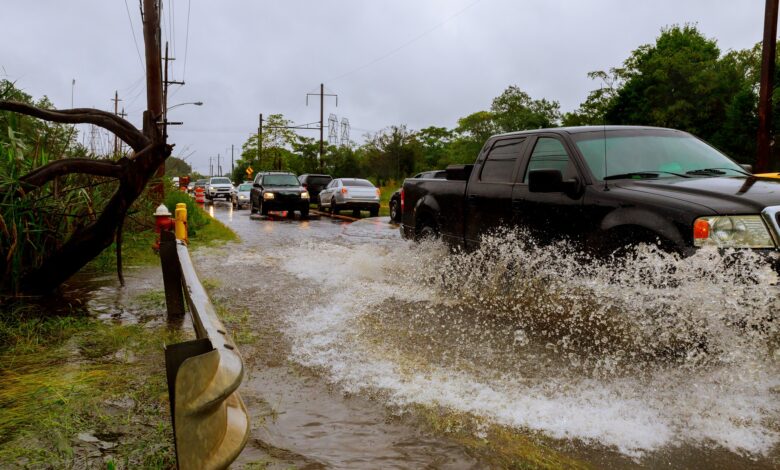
<box><xmin>1</xmin><ymin>1</ymin><xmax>767</xmax><ymax>175</ymax></box>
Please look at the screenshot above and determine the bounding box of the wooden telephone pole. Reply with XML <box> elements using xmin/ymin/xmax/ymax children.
<box><xmin>112</xmin><ymin>91</ymin><xmax>122</xmax><ymax>156</ymax></box>
<box><xmin>757</xmin><ymin>0</ymin><xmax>779</xmax><ymax>172</ymax></box>
<box><xmin>307</xmin><ymin>84</ymin><xmax>337</xmax><ymax>171</ymax></box>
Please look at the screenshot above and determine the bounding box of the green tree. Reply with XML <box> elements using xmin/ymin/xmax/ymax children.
<box><xmin>164</xmin><ymin>156</ymin><xmax>192</xmax><ymax>177</ymax></box>
<box><xmin>490</xmin><ymin>85</ymin><xmax>561</xmax><ymax>132</ymax></box>
<box><xmin>562</xmin><ymin>70</ymin><xmax>621</xmax><ymax>126</ymax></box>
<box><xmin>605</xmin><ymin>25</ymin><xmax>745</xmax><ymax>140</ymax></box>
<box><xmin>415</xmin><ymin>126</ymin><xmax>454</xmax><ymax>171</ymax></box>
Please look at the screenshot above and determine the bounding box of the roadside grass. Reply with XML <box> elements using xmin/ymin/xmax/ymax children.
<box><xmin>201</xmin><ymin>279</ymin><xmax>255</xmax><ymax>346</ymax></box>
<box><xmin>1</xmin><ymin>193</ymin><xmax>235</xmax><ymax>467</ymax></box>
<box><xmin>0</xmin><ymin>303</ymin><xmax>185</xmax><ymax>468</ymax></box>
<box><xmin>89</xmin><ymin>195</ymin><xmax>237</xmax><ymax>272</ymax></box>
<box><xmin>410</xmin><ymin>404</ymin><xmax>591</xmax><ymax>470</ymax></box>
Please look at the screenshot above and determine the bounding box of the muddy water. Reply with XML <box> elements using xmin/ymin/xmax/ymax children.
<box><xmin>198</xmin><ymin>203</ymin><xmax>779</xmax><ymax>468</ymax></box>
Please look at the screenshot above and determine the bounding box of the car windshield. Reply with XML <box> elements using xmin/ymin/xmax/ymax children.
<box><xmin>210</xmin><ymin>177</ymin><xmax>231</xmax><ymax>184</ymax></box>
<box><xmin>263</xmin><ymin>174</ymin><xmax>299</xmax><ymax>186</ymax></box>
<box><xmin>238</xmin><ymin>184</ymin><xmax>252</xmax><ymax>191</ymax></box>
<box><xmin>572</xmin><ymin>130</ymin><xmax>744</xmax><ymax>180</ymax></box>
<box><xmin>342</xmin><ymin>179</ymin><xmax>374</xmax><ymax>187</ymax></box>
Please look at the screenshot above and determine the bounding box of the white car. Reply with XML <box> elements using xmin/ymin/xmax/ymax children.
<box><xmin>318</xmin><ymin>178</ymin><xmax>380</xmax><ymax>216</ymax></box>
<box><xmin>205</xmin><ymin>177</ymin><xmax>233</xmax><ymax>202</ymax></box>
<box><xmin>232</xmin><ymin>183</ymin><xmax>252</xmax><ymax>209</ymax></box>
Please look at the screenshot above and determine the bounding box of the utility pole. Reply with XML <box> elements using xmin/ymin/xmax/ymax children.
<box><xmin>757</xmin><ymin>0</ymin><xmax>779</xmax><ymax>172</ymax></box>
<box><xmin>209</xmin><ymin>156</ymin><xmax>213</xmax><ymax>177</ymax></box>
<box><xmin>112</xmin><ymin>90</ymin><xmax>123</xmax><ymax>156</ymax></box>
<box><xmin>217</xmin><ymin>153</ymin><xmax>222</xmax><ymax>176</ymax></box>
<box><xmin>306</xmin><ymin>84</ymin><xmax>338</xmax><ymax>172</ymax></box>
<box><xmin>231</xmin><ymin>144</ymin><xmax>234</xmax><ymax>176</ymax></box>
<box><xmin>258</xmin><ymin>113</ymin><xmax>263</xmax><ymax>169</ymax></box>
<box><xmin>143</xmin><ymin>0</ymin><xmax>164</xmax><ymax>199</ymax></box>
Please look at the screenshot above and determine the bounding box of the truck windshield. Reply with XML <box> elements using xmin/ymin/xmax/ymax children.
<box><xmin>211</xmin><ymin>178</ymin><xmax>231</xmax><ymax>184</ymax></box>
<box><xmin>572</xmin><ymin>130</ymin><xmax>744</xmax><ymax>180</ymax></box>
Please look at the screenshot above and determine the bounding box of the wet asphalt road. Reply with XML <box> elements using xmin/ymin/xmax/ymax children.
<box><xmin>193</xmin><ymin>202</ymin><xmax>482</xmax><ymax>469</ymax></box>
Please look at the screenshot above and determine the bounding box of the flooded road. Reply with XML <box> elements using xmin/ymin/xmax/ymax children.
<box><xmin>196</xmin><ymin>203</ymin><xmax>779</xmax><ymax>468</ymax></box>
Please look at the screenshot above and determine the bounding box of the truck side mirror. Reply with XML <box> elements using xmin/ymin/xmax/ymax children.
<box><xmin>253</xmin><ymin>182</ymin><xmax>260</xmax><ymax>188</ymax></box>
<box><xmin>528</xmin><ymin>169</ymin><xmax>563</xmax><ymax>192</ymax></box>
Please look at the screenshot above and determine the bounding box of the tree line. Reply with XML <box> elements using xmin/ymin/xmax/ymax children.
<box><xmin>232</xmin><ymin>25</ymin><xmax>780</xmax><ymax>186</ymax></box>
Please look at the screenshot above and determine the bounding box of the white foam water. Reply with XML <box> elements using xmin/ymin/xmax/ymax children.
<box><xmin>275</xmin><ymin>228</ymin><xmax>780</xmax><ymax>458</ymax></box>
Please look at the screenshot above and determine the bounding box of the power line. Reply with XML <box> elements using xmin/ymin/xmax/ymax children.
<box><xmin>183</xmin><ymin>0</ymin><xmax>191</xmax><ymax>81</ymax></box>
<box><xmin>123</xmin><ymin>0</ymin><xmax>145</xmax><ymax>70</ymax></box>
<box><xmin>324</xmin><ymin>0</ymin><xmax>486</xmax><ymax>84</ymax></box>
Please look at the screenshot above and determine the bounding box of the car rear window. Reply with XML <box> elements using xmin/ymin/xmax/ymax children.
<box><xmin>341</xmin><ymin>179</ymin><xmax>374</xmax><ymax>187</ymax></box>
<box><xmin>238</xmin><ymin>184</ymin><xmax>252</xmax><ymax>191</ymax></box>
<box><xmin>308</xmin><ymin>176</ymin><xmax>332</xmax><ymax>185</ymax></box>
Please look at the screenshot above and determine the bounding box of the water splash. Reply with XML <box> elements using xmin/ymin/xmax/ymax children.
<box><xmin>278</xmin><ymin>228</ymin><xmax>780</xmax><ymax>458</ymax></box>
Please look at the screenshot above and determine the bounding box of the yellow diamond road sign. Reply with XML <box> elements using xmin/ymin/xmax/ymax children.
<box><xmin>246</xmin><ymin>166</ymin><xmax>254</xmax><ymax>177</ymax></box>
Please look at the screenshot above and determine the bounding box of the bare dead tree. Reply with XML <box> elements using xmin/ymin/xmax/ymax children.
<box><xmin>0</xmin><ymin>0</ymin><xmax>171</xmax><ymax>294</ymax></box>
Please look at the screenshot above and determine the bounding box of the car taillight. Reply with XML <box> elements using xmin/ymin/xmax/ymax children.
<box><xmin>400</xmin><ymin>188</ymin><xmax>405</xmax><ymax>212</ymax></box>
<box><xmin>341</xmin><ymin>187</ymin><xmax>348</xmax><ymax>194</ymax></box>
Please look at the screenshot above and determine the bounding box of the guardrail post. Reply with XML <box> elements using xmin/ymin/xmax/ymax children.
<box><xmin>160</xmin><ymin>230</ymin><xmax>185</xmax><ymax>318</ymax></box>
<box><xmin>161</xmin><ymin>237</ymin><xmax>250</xmax><ymax>469</ymax></box>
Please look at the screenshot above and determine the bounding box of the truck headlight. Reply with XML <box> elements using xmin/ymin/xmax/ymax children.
<box><xmin>693</xmin><ymin>215</ymin><xmax>775</xmax><ymax>248</ymax></box>
<box><xmin>263</xmin><ymin>192</ymin><xmax>275</xmax><ymax>200</ymax></box>
<box><xmin>301</xmin><ymin>191</ymin><xmax>310</xmax><ymax>199</ymax></box>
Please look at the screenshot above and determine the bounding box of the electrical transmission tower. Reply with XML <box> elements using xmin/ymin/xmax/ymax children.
<box><xmin>340</xmin><ymin>118</ymin><xmax>350</xmax><ymax>146</ymax></box>
<box><xmin>328</xmin><ymin>114</ymin><xmax>339</xmax><ymax>145</ymax></box>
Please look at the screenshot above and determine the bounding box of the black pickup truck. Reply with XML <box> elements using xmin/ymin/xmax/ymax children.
<box><xmin>401</xmin><ymin>126</ymin><xmax>780</xmax><ymax>261</ymax></box>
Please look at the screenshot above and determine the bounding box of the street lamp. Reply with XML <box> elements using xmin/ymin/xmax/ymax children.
<box><xmin>167</xmin><ymin>101</ymin><xmax>204</xmax><ymax>111</ymax></box>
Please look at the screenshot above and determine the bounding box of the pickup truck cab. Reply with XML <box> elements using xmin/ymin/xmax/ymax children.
<box><xmin>401</xmin><ymin>126</ymin><xmax>780</xmax><ymax>264</ymax></box>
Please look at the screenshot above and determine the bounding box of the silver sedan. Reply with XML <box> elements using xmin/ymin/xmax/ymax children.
<box><xmin>318</xmin><ymin>178</ymin><xmax>380</xmax><ymax>217</ymax></box>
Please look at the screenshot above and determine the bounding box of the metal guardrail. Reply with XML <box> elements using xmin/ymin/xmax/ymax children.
<box><xmin>159</xmin><ymin>230</ymin><xmax>249</xmax><ymax>470</ymax></box>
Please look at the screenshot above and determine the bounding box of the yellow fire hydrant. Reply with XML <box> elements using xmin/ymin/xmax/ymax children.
<box><xmin>175</xmin><ymin>203</ymin><xmax>188</xmax><ymax>244</ymax></box>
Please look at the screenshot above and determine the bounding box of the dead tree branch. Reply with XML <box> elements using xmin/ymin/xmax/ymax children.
<box><xmin>19</xmin><ymin>158</ymin><xmax>124</xmax><ymax>191</ymax></box>
<box><xmin>0</xmin><ymin>101</ymin><xmax>150</xmax><ymax>151</ymax></box>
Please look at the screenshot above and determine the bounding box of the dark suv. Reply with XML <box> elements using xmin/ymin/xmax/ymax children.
<box><xmin>298</xmin><ymin>174</ymin><xmax>333</xmax><ymax>203</ymax></box>
<box><xmin>250</xmin><ymin>172</ymin><xmax>310</xmax><ymax>218</ymax></box>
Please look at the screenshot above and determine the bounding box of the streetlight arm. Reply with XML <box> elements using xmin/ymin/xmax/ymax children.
<box><xmin>167</xmin><ymin>101</ymin><xmax>203</xmax><ymax>111</ymax></box>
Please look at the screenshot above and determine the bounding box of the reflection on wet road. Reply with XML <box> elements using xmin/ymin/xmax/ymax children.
<box><xmin>196</xmin><ymin>202</ymin><xmax>779</xmax><ymax>469</ymax></box>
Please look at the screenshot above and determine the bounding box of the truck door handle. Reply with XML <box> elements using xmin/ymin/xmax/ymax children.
<box><xmin>467</xmin><ymin>195</ymin><xmax>479</xmax><ymax>204</ymax></box>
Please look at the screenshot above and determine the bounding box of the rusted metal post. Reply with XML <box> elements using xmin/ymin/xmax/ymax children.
<box><xmin>757</xmin><ymin>0</ymin><xmax>779</xmax><ymax>172</ymax></box>
<box><xmin>159</xmin><ymin>230</ymin><xmax>185</xmax><ymax>318</ymax></box>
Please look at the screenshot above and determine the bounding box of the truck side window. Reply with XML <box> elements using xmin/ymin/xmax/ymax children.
<box><xmin>480</xmin><ymin>138</ymin><xmax>525</xmax><ymax>183</ymax></box>
<box><xmin>524</xmin><ymin>137</ymin><xmax>576</xmax><ymax>182</ymax></box>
